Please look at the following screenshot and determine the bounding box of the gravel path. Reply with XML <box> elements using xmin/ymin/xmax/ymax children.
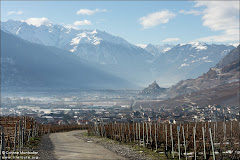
<box><xmin>38</xmin><ymin>133</ymin><xmax>56</xmax><ymax>160</ymax></box>
<box><xmin>38</xmin><ymin>130</ymin><xmax>153</xmax><ymax>160</ymax></box>
<box><xmin>75</xmin><ymin>132</ymin><xmax>152</xmax><ymax>160</ymax></box>
<box><xmin>49</xmin><ymin>130</ymin><xmax>125</xmax><ymax>160</ymax></box>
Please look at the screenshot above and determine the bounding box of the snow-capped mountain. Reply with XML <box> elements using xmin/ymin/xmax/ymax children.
<box><xmin>1</xmin><ymin>20</ymin><xmax>151</xmax><ymax>64</ymax></box>
<box><xmin>152</xmin><ymin>42</ymin><xmax>236</xmax><ymax>86</ymax></box>
<box><xmin>144</xmin><ymin>44</ymin><xmax>175</xmax><ymax>57</ymax></box>
<box><xmin>1</xmin><ymin>20</ymin><xmax>153</xmax><ymax>86</ymax></box>
<box><xmin>1</xmin><ymin>20</ymin><xmax>237</xmax><ymax>87</ymax></box>
<box><xmin>1</xmin><ymin>30</ymin><xmax>132</xmax><ymax>90</ymax></box>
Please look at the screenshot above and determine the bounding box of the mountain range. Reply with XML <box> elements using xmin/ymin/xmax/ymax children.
<box><xmin>1</xmin><ymin>20</ymin><xmax>238</xmax><ymax>88</ymax></box>
<box><xmin>1</xmin><ymin>20</ymin><xmax>153</xmax><ymax>86</ymax></box>
<box><xmin>136</xmin><ymin>46</ymin><xmax>239</xmax><ymax>108</ymax></box>
<box><xmin>1</xmin><ymin>30</ymin><xmax>132</xmax><ymax>91</ymax></box>
<box><xmin>151</xmin><ymin>42</ymin><xmax>235</xmax><ymax>86</ymax></box>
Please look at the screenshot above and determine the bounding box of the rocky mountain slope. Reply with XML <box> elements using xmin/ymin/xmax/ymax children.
<box><xmin>168</xmin><ymin>45</ymin><xmax>240</xmax><ymax>98</ymax></box>
<box><xmin>135</xmin><ymin>81</ymin><xmax>239</xmax><ymax>109</ymax></box>
<box><xmin>1</xmin><ymin>30</ymin><xmax>132</xmax><ymax>91</ymax></box>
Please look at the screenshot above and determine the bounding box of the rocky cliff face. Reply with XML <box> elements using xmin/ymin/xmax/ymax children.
<box><xmin>141</xmin><ymin>81</ymin><xmax>167</xmax><ymax>95</ymax></box>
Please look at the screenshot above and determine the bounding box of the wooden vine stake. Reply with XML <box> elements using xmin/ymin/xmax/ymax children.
<box><xmin>136</xmin><ymin>123</ymin><xmax>138</xmax><ymax>144</ymax></box>
<box><xmin>133</xmin><ymin>122</ymin><xmax>135</xmax><ymax>143</ymax></box>
<box><xmin>170</xmin><ymin>124</ymin><xmax>174</xmax><ymax>159</ymax></box>
<box><xmin>128</xmin><ymin>123</ymin><xmax>131</xmax><ymax>142</ymax></box>
<box><xmin>138</xmin><ymin>123</ymin><xmax>141</xmax><ymax>146</ymax></box>
<box><xmin>146</xmin><ymin>122</ymin><xmax>148</xmax><ymax>145</ymax></box>
<box><xmin>155</xmin><ymin>123</ymin><xmax>157</xmax><ymax>151</ymax></box>
<box><xmin>150</xmin><ymin>123</ymin><xmax>152</xmax><ymax>145</ymax></box>
<box><xmin>182</xmin><ymin>126</ymin><xmax>187</xmax><ymax>160</ymax></box>
<box><xmin>209</xmin><ymin>128</ymin><xmax>215</xmax><ymax>160</ymax></box>
<box><xmin>14</xmin><ymin>122</ymin><xmax>18</xmax><ymax>152</ymax></box>
<box><xmin>177</xmin><ymin>126</ymin><xmax>181</xmax><ymax>160</ymax></box>
<box><xmin>193</xmin><ymin>126</ymin><xmax>196</xmax><ymax>160</ymax></box>
<box><xmin>202</xmin><ymin>127</ymin><xmax>206</xmax><ymax>160</ymax></box>
<box><xmin>223</xmin><ymin>121</ymin><xmax>226</xmax><ymax>142</ymax></box>
<box><xmin>143</xmin><ymin>122</ymin><xmax>145</xmax><ymax>147</ymax></box>
<box><xmin>165</xmin><ymin>123</ymin><xmax>168</xmax><ymax>152</ymax></box>
<box><xmin>213</xmin><ymin>123</ymin><xmax>216</xmax><ymax>143</ymax></box>
<box><xmin>18</xmin><ymin>120</ymin><xmax>22</xmax><ymax>152</ymax></box>
<box><xmin>0</xmin><ymin>126</ymin><xmax>4</xmax><ymax>160</ymax></box>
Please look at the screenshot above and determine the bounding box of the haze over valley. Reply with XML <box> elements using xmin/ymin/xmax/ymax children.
<box><xmin>1</xmin><ymin>20</ymin><xmax>238</xmax><ymax>89</ymax></box>
<box><xmin>1</xmin><ymin>0</ymin><xmax>239</xmax><ymax>125</ymax></box>
<box><xmin>1</xmin><ymin>2</ymin><xmax>240</xmax><ymax>159</ymax></box>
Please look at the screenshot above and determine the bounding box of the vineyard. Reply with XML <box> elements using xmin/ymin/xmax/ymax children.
<box><xmin>0</xmin><ymin>116</ymin><xmax>87</xmax><ymax>159</ymax></box>
<box><xmin>88</xmin><ymin>121</ymin><xmax>240</xmax><ymax>160</ymax></box>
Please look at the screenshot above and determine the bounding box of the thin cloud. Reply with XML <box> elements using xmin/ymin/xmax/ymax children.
<box><xmin>76</xmin><ymin>9</ymin><xmax>107</xmax><ymax>15</ymax></box>
<box><xmin>162</xmin><ymin>38</ymin><xmax>180</xmax><ymax>42</ymax></box>
<box><xmin>74</xmin><ymin>20</ymin><xmax>92</xmax><ymax>26</ymax></box>
<box><xmin>179</xmin><ymin>10</ymin><xmax>202</xmax><ymax>16</ymax></box>
<box><xmin>7</xmin><ymin>11</ymin><xmax>23</xmax><ymax>16</ymax></box>
<box><xmin>139</xmin><ymin>10</ymin><xmax>176</xmax><ymax>29</ymax></box>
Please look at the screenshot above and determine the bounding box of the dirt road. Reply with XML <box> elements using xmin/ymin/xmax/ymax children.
<box><xmin>49</xmin><ymin>130</ymin><xmax>126</xmax><ymax>160</ymax></box>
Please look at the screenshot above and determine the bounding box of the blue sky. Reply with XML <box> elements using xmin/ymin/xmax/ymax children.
<box><xmin>1</xmin><ymin>1</ymin><xmax>239</xmax><ymax>46</ymax></box>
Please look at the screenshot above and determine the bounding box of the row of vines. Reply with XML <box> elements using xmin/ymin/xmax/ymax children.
<box><xmin>0</xmin><ymin>116</ymin><xmax>87</xmax><ymax>159</ymax></box>
<box><xmin>88</xmin><ymin>121</ymin><xmax>240</xmax><ymax>160</ymax></box>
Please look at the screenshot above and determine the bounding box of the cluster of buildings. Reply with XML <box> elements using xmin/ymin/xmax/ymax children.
<box><xmin>151</xmin><ymin>104</ymin><xmax>239</xmax><ymax>123</ymax></box>
<box><xmin>1</xmin><ymin>96</ymin><xmax>239</xmax><ymax>125</ymax></box>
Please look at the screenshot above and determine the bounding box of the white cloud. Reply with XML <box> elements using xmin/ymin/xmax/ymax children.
<box><xmin>139</xmin><ymin>10</ymin><xmax>176</xmax><ymax>29</ymax></box>
<box><xmin>136</xmin><ymin>44</ymin><xmax>147</xmax><ymax>48</ymax></box>
<box><xmin>74</xmin><ymin>20</ymin><xmax>92</xmax><ymax>26</ymax></box>
<box><xmin>180</xmin><ymin>63</ymin><xmax>189</xmax><ymax>67</ymax></box>
<box><xmin>162</xmin><ymin>38</ymin><xmax>180</xmax><ymax>42</ymax></box>
<box><xmin>76</xmin><ymin>9</ymin><xmax>107</xmax><ymax>15</ymax></box>
<box><xmin>196</xmin><ymin>34</ymin><xmax>239</xmax><ymax>43</ymax></box>
<box><xmin>7</xmin><ymin>11</ymin><xmax>23</xmax><ymax>16</ymax></box>
<box><xmin>194</xmin><ymin>1</ymin><xmax>239</xmax><ymax>42</ymax></box>
<box><xmin>22</xmin><ymin>17</ymin><xmax>51</xmax><ymax>27</ymax></box>
<box><xmin>179</xmin><ymin>9</ymin><xmax>202</xmax><ymax>16</ymax></box>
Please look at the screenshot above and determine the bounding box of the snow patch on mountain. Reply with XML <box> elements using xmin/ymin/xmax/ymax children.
<box><xmin>187</xmin><ymin>42</ymin><xmax>207</xmax><ymax>51</ymax></box>
<box><xmin>16</xmin><ymin>27</ymin><xmax>21</xmax><ymax>34</ymax></box>
<box><xmin>144</xmin><ymin>44</ymin><xmax>175</xmax><ymax>57</ymax></box>
<box><xmin>136</xmin><ymin>44</ymin><xmax>147</xmax><ymax>49</ymax></box>
<box><xmin>70</xmin><ymin>30</ymin><xmax>102</xmax><ymax>47</ymax></box>
<box><xmin>162</xmin><ymin>47</ymin><xmax>171</xmax><ymax>53</ymax></box>
<box><xmin>69</xmin><ymin>46</ymin><xmax>77</xmax><ymax>52</ymax></box>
